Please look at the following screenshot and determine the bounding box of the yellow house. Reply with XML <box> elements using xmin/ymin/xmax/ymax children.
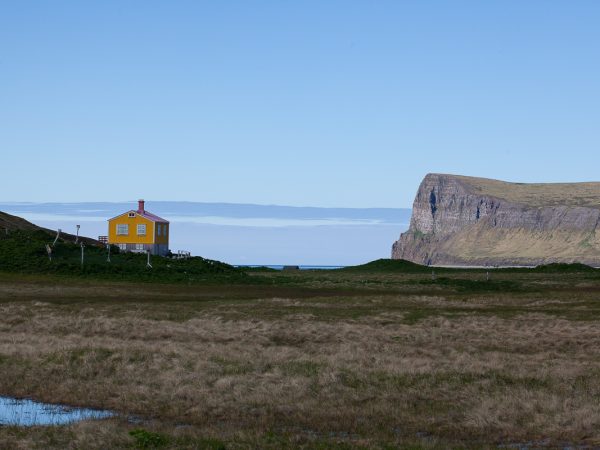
<box><xmin>108</xmin><ymin>200</ymin><xmax>169</xmax><ymax>256</ymax></box>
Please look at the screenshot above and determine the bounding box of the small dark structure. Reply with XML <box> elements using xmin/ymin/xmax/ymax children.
<box><xmin>283</xmin><ymin>265</ymin><xmax>300</xmax><ymax>271</ymax></box>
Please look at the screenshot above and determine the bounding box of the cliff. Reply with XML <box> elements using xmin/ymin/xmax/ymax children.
<box><xmin>392</xmin><ymin>174</ymin><xmax>600</xmax><ymax>267</ymax></box>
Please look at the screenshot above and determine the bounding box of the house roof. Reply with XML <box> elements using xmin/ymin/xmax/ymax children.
<box><xmin>108</xmin><ymin>210</ymin><xmax>169</xmax><ymax>223</ymax></box>
<box><xmin>138</xmin><ymin>210</ymin><xmax>169</xmax><ymax>223</ymax></box>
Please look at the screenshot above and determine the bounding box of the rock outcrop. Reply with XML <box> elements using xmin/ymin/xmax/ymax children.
<box><xmin>392</xmin><ymin>174</ymin><xmax>600</xmax><ymax>266</ymax></box>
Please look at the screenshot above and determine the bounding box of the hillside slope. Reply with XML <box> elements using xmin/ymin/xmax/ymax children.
<box><xmin>0</xmin><ymin>211</ymin><xmax>98</xmax><ymax>245</ymax></box>
<box><xmin>392</xmin><ymin>174</ymin><xmax>600</xmax><ymax>266</ymax></box>
<box><xmin>0</xmin><ymin>211</ymin><xmax>44</xmax><ymax>232</ymax></box>
<box><xmin>0</xmin><ymin>211</ymin><xmax>245</xmax><ymax>282</ymax></box>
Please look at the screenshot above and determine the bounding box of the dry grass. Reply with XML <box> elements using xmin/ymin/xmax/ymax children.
<box><xmin>454</xmin><ymin>174</ymin><xmax>600</xmax><ymax>207</ymax></box>
<box><xmin>1</xmin><ymin>272</ymin><xmax>600</xmax><ymax>448</ymax></box>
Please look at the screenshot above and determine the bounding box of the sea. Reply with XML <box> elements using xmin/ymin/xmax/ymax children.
<box><xmin>0</xmin><ymin>201</ymin><xmax>410</xmax><ymax>266</ymax></box>
<box><xmin>236</xmin><ymin>265</ymin><xmax>346</xmax><ymax>270</ymax></box>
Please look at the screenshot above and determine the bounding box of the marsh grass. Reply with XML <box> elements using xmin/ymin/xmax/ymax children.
<box><xmin>1</xmin><ymin>269</ymin><xmax>600</xmax><ymax>448</ymax></box>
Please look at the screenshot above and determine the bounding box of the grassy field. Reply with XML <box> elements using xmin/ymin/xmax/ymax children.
<box><xmin>1</xmin><ymin>265</ymin><xmax>600</xmax><ymax>449</ymax></box>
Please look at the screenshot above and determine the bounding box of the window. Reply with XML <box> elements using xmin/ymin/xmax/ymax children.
<box><xmin>128</xmin><ymin>212</ymin><xmax>135</xmax><ymax>218</ymax></box>
<box><xmin>116</xmin><ymin>224</ymin><xmax>128</xmax><ymax>235</ymax></box>
<box><xmin>157</xmin><ymin>224</ymin><xmax>161</xmax><ymax>236</ymax></box>
<box><xmin>137</xmin><ymin>224</ymin><xmax>146</xmax><ymax>236</ymax></box>
<box><xmin>163</xmin><ymin>224</ymin><xmax>167</xmax><ymax>235</ymax></box>
<box><xmin>135</xmin><ymin>243</ymin><xmax>145</xmax><ymax>250</ymax></box>
<box><xmin>118</xmin><ymin>243</ymin><xmax>127</xmax><ymax>250</ymax></box>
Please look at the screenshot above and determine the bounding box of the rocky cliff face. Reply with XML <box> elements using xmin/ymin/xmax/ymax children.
<box><xmin>392</xmin><ymin>174</ymin><xmax>600</xmax><ymax>266</ymax></box>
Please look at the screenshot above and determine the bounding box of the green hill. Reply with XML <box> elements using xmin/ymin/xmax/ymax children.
<box><xmin>0</xmin><ymin>211</ymin><xmax>98</xmax><ymax>245</ymax></box>
<box><xmin>343</xmin><ymin>258</ymin><xmax>597</xmax><ymax>274</ymax></box>
<box><xmin>0</xmin><ymin>212</ymin><xmax>245</xmax><ymax>283</ymax></box>
<box><xmin>342</xmin><ymin>258</ymin><xmax>432</xmax><ymax>273</ymax></box>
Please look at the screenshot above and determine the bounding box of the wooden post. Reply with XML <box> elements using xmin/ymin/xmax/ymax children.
<box><xmin>106</xmin><ymin>244</ymin><xmax>111</xmax><ymax>263</ymax></box>
<box><xmin>80</xmin><ymin>242</ymin><xmax>85</xmax><ymax>267</ymax></box>
<box><xmin>146</xmin><ymin>250</ymin><xmax>152</xmax><ymax>269</ymax></box>
<box><xmin>53</xmin><ymin>229</ymin><xmax>61</xmax><ymax>246</ymax></box>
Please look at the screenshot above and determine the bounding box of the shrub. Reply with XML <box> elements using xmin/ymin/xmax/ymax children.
<box><xmin>129</xmin><ymin>429</ymin><xmax>169</xmax><ymax>449</ymax></box>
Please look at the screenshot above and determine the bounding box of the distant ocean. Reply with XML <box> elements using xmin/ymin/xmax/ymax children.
<box><xmin>236</xmin><ymin>265</ymin><xmax>346</xmax><ymax>270</ymax></box>
<box><xmin>0</xmin><ymin>201</ymin><xmax>411</xmax><ymax>266</ymax></box>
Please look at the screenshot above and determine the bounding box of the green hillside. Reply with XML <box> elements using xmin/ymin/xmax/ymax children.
<box><xmin>341</xmin><ymin>258</ymin><xmax>433</xmax><ymax>273</ymax></box>
<box><xmin>0</xmin><ymin>227</ymin><xmax>246</xmax><ymax>283</ymax></box>
<box><xmin>343</xmin><ymin>258</ymin><xmax>597</xmax><ymax>274</ymax></box>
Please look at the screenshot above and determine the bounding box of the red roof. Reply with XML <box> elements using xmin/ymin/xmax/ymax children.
<box><xmin>137</xmin><ymin>210</ymin><xmax>169</xmax><ymax>223</ymax></box>
<box><xmin>108</xmin><ymin>210</ymin><xmax>169</xmax><ymax>223</ymax></box>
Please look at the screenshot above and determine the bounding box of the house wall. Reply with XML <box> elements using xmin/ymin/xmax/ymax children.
<box><xmin>108</xmin><ymin>213</ymin><xmax>155</xmax><ymax>245</ymax></box>
<box><xmin>115</xmin><ymin>243</ymin><xmax>169</xmax><ymax>256</ymax></box>
<box><xmin>154</xmin><ymin>222</ymin><xmax>169</xmax><ymax>245</ymax></box>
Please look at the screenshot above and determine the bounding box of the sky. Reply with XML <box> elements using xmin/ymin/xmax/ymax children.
<box><xmin>1</xmin><ymin>1</ymin><xmax>600</xmax><ymax>208</ymax></box>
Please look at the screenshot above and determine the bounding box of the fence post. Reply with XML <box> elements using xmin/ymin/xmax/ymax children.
<box><xmin>53</xmin><ymin>229</ymin><xmax>61</xmax><ymax>246</ymax></box>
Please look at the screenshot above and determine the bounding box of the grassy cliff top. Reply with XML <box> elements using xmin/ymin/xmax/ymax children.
<box><xmin>435</xmin><ymin>174</ymin><xmax>600</xmax><ymax>207</ymax></box>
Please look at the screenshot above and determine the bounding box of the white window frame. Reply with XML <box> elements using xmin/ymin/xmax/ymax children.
<box><xmin>137</xmin><ymin>224</ymin><xmax>146</xmax><ymax>236</ymax></box>
<box><xmin>118</xmin><ymin>243</ymin><xmax>127</xmax><ymax>250</ymax></box>
<box><xmin>116</xmin><ymin>224</ymin><xmax>129</xmax><ymax>235</ymax></box>
<box><xmin>135</xmin><ymin>243</ymin><xmax>145</xmax><ymax>251</ymax></box>
<box><xmin>128</xmin><ymin>212</ymin><xmax>136</xmax><ymax>218</ymax></box>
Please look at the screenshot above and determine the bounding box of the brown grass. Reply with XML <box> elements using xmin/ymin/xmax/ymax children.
<box><xmin>1</xmin><ymin>272</ymin><xmax>600</xmax><ymax>448</ymax></box>
<box><xmin>454</xmin><ymin>174</ymin><xmax>600</xmax><ymax>207</ymax></box>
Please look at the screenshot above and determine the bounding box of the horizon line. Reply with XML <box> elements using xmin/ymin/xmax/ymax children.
<box><xmin>0</xmin><ymin>200</ymin><xmax>413</xmax><ymax>210</ymax></box>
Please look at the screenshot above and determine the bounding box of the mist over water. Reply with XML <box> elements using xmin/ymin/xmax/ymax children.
<box><xmin>0</xmin><ymin>202</ymin><xmax>411</xmax><ymax>266</ymax></box>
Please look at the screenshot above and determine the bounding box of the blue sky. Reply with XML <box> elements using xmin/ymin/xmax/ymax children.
<box><xmin>1</xmin><ymin>1</ymin><xmax>599</xmax><ymax>207</ymax></box>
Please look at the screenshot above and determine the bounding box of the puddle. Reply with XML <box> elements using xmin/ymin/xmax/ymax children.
<box><xmin>0</xmin><ymin>396</ymin><xmax>115</xmax><ymax>426</ymax></box>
